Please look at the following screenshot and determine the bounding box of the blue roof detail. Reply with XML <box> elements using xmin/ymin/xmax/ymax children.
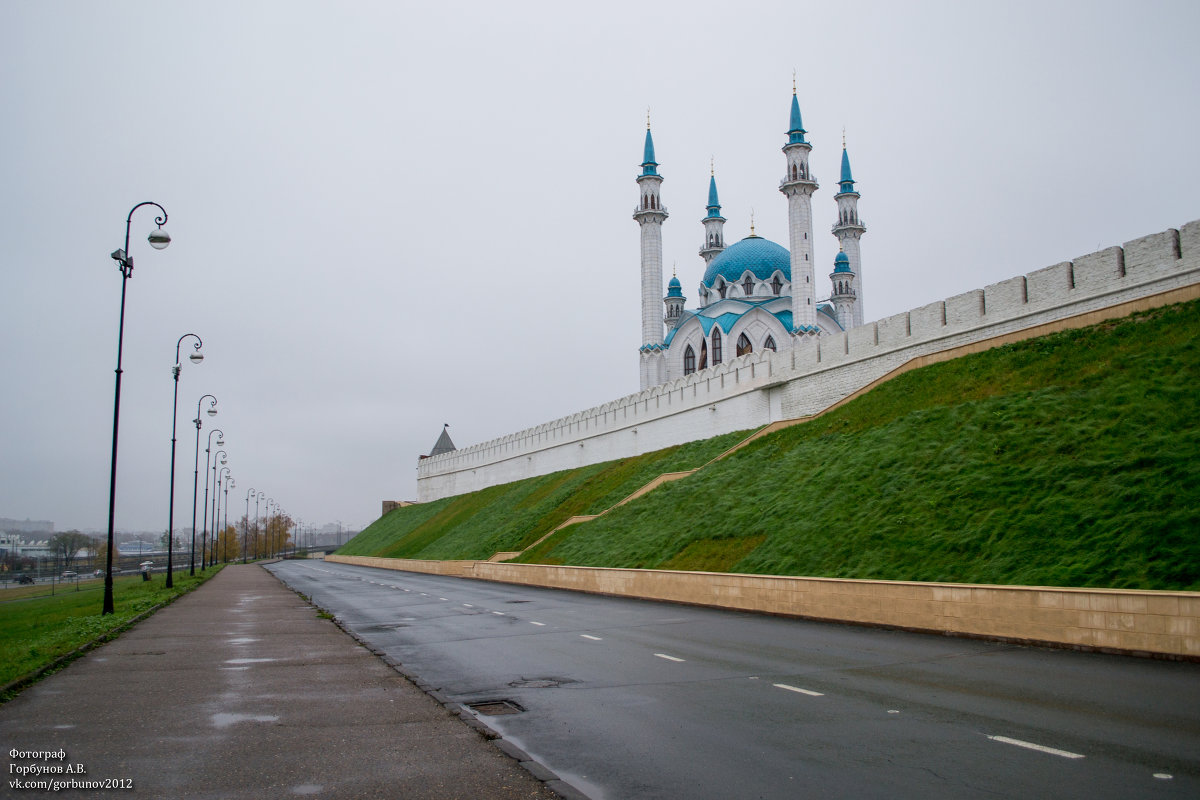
<box><xmin>833</xmin><ymin>250</ymin><xmax>852</xmax><ymax>274</ymax></box>
<box><xmin>666</xmin><ymin>275</ymin><xmax>684</xmax><ymax>297</ymax></box>
<box><xmin>787</xmin><ymin>93</ymin><xmax>807</xmax><ymax>144</ymax></box>
<box><xmin>839</xmin><ymin>147</ymin><xmax>856</xmax><ymax>193</ymax></box>
<box><xmin>701</xmin><ymin>235</ymin><xmax>790</xmax><ymax>287</ymax></box>
<box><xmin>641</xmin><ymin>128</ymin><xmax>658</xmax><ymax>176</ymax></box>
<box><xmin>706</xmin><ymin>174</ymin><xmax>721</xmax><ymax>218</ymax></box>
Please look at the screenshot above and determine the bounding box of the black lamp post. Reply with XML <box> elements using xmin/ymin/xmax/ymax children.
<box><xmin>189</xmin><ymin>396</ymin><xmax>218</xmax><ymax>576</ymax></box>
<box><xmin>200</xmin><ymin>430</ymin><xmax>225</xmax><ymax>568</ymax></box>
<box><xmin>220</xmin><ymin>472</ymin><xmax>233</xmax><ymax>563</ymax></box>
<box><xmin>103</xmin><ymin>202</ymin><xmax>170</xmax><ymax>616</ymax></box>
<box><xmin>243</xmin><ymin>487</ymin><xmax>254</xmax><ymax>564</ymax></box>
<box><xmin>166</xmin><ymin>333</ymin><xmax>204</xmax><ymax>589</ymax></box>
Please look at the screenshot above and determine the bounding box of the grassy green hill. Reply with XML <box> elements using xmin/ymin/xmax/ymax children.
<box><xmin>344</xmin><ymin>300</ymin><xmax>1200</xmax><ymax>590</ymax></box>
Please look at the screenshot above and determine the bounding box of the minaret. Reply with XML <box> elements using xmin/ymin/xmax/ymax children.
<box><xmin>664</xmin><ymin>268</ymin><xmax>685</xmax><ymax>329</ymax></box>
<box><xmin>779</xmin><ymin>82</ymin><xmax>819</xmax><ymax>335</ymax></box>
<box><xmin>832</xmin><ymin>134</ymin><xmax>867</xmax><ymax>327</ymax></box>
<box><xmin>699</xmin><ymin>161</ymin><xmax>726</xmax><ymax>265</ymax></box>
<box><xmin>634</xmin><ymin>115</ymin><xmax>668</xmax><ymax>390</ymax></box>
<box><xmin>829</xmin><ymin>249</ymin><xmax>856</xmax><ymax>330</ymax></box>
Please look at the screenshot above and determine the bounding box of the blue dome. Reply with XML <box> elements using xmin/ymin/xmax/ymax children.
<box><xmin>702</xmin><ymin>235</ymin><xmax>790</xmax><ymax>287</ymax></box>
<box><xmin>833</xmin><ymin>250</ymin><xmax>852</xmax><ymax>273</ymax></box>
<box><xmin>666</xmin><ymin>275</ymin><xmax>684</xmax><ymax>297</ymax></box>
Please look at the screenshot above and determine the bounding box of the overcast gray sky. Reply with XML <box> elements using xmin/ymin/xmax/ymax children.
<box><xmin>2</xmin><ymin>1</ymin><xmax>1197</xmax><ymax>534</ymax></box>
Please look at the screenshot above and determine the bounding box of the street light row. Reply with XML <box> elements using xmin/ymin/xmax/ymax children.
<box><xmin>102</xmin><ymin>202</ymin><xmax>295</xmax><ymax>614</ymax></box>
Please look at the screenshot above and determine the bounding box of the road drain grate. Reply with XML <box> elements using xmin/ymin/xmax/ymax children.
<box><xmin>467</xmin><ymin>699</ymin><xmax>524</xmax><ymax>716</ymax></box>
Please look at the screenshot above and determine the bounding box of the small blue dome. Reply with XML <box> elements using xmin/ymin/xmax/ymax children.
<box><xmin>702</xmin><ymin>235</ymin><xmax>790</xmax><ymax>288</ymax></box>
<box><xmin>666</xmin><ymin>275</ymin><xmax>684</xmax><ymax>297</ymax></box>
<box><xmin>833</xmin><ymin>250</ymin><xmax>852</xmax><ymax>274</ymax></box>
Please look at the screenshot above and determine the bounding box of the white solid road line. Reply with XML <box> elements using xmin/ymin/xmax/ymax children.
<box><xmin>655</xmin><ymin>653</ymin><xmax>685</xmax><ymax>662</ymax></box>
<box><xmin>987</xmin><ymin>735</ymin><xmax>1085</xmax><ymax>759</ymax></box>
<box><xmin>773</xmin><ymin>683</ymin><xmax>824</xmax><ymax>697</ymax></box>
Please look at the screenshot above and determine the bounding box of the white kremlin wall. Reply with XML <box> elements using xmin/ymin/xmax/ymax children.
<box><xmin>416</xmin><ymin>221</ymin><xmax>1200</xmax><ymax>502</ymax></box>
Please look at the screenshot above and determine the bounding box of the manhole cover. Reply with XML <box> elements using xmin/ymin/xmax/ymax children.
<box><xmin>467</xmin><ymin>700</ymin><xmax>525</xmax><ymax>716</ymax></box>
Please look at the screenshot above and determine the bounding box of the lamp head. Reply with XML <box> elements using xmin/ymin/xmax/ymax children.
<box><xmin>206</xmin><ymin>406</ymin><xmax>218</xmax><ymax>417</ymax></box>
<box><xmin>147</xmin><ymin>227</ymin><xmax>171</xmax><ymax>250</ymax></box>
<box><xmin>189</xmin><ymin>351</ymin><xmax>204</xmax><ymax>364</ymax></box>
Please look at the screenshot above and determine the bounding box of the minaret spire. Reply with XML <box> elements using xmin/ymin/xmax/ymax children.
<box><xmin>779</xmin><ymin>84</ymin><xmax>818</xmax><ymax>335</ymax></box>
<box><xmin>699</xmin><ymin>158</ymin><xmax>726</xmax><ymax>265</ymax></box>
<box><xmin>832</xmin><ymin>133</ymin><xmax>866</xmax><ymax>327</ymax></box>
<box><xmin>634</xmin><ymin>117</ymin><xmax>668</xmax><ymax>390</ymax></box>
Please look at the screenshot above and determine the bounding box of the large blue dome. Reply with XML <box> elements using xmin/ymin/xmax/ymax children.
<box><xmin>701</xmin><ymin>235</ymin><xmax>790</xmax><ymax>287</ymax></box>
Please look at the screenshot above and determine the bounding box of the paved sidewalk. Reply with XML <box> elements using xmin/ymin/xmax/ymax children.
<box><xmin>0</xmin><ymin>564</ymin><xmax>559</xmax><ymax>799</ymax></box>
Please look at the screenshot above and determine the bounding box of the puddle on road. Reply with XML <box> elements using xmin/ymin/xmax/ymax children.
<box><xmin>291</xmin><ymin>785</ymin><xmax>323</xmax><ymax>795</ymax></box>
<box><xmin>224</xmin><ymin>658</ymin><xmax>277</xmax><ymax>664</ymax></box>
<box><xmin>226</xmin><ymin>638</ymin><xmax>259</xmax><ymax>645</ymax></box>
<box><xmin>211</xmin><ymin>712</ymin><xmax>279</xmax><ymax>728</ymax></box>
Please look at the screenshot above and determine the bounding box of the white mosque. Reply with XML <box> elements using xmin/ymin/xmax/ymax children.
<box><xmin>636</xmin><ymin>88</ymin><xmax>867</xmax><ymax>390</ymax></box>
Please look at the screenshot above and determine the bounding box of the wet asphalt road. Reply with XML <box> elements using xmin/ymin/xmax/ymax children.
<box><xmin>269</xmin><ymin>560</ymin><xmax>1200</xmax><ymax>800</ymax></box>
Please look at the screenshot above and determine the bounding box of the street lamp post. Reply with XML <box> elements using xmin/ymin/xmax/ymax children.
<box><xmin>254</xmin><ymin>491</ymin><xmax>264</xmax><ymax>561</ymax></box>
<box><xmin>243</xmin><ymin>487</ymin><xmax>254</xmax><ymax>564</ymax></box>
<box><xmin>103</xmin><ymin>202</ymin><xmax>171</xmax><ymax>616</ymax></box>
<box><xmin>189</xmin><ymin>396</ymin><xmax>218</xmax><ymax>576</ymax></box>
<box><xmin>221</xmin><ymin>473</ymin><xmax>234</xmax><ymax>563</ymax></box>
<box><xmin>213</xmin><ymin>467</ymin><xmax>231</xmax><ymax>564</ymax></box>
<box><xmin>208</xmin><ymin>449</ymin><xmax>228</xmax><ymax>564</ymax></box>
<box><xmin>200</xmin><ymin>430</ymin><xmax>224</xmax><ymax>568</ymax></box>
<box><xmin>166</xmin><ymin>334</ymin><xmax>204</xmax><ymax>589</ymax></box>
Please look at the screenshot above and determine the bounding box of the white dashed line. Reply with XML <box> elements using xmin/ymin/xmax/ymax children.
<box><xmin>773</xmin><ymin>683</ymin><xmax>823</xmax><ymax>697</ymax></box>
<box><xmin>580</xmin><ymin>635</ymin><xmax>602</xmax><ymax>641</ymax></box>
<box><xmin>987</xmin><ymin>736</ymin><xmax>1085</xmax><ymax>759</ymax></box>
<box><xmin>492</xmin><ymin>611</ymin><xmax>505</xmax><ymax>616</ymax></box>
<box><xmin>463</xmin><ymin>604</ymin><xmax>474</xmax><ymax>608</ymax></box>
<box><xmin>439</xmin><ymin>598</ymin><xmax>449</xmax><ymax>601</ymax></box>
<box><xmin>530</xmin><ymin>621</ymin><xmax>546</xmax><ymax>626</ymax></box>
<box><xmin>654</xmin><ymin>653</ymin><xmax>685</xmax><ymax>662</ymax></box>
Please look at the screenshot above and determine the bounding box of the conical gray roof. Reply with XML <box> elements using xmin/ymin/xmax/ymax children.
<box><xmin>428</xmin><ymin>426</ymin><xmax>456</xmax><ymax>457</ymax></box>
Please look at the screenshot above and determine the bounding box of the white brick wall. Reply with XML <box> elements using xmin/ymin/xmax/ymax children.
<box><xmin>416</xmin><ymin>221</ymin><xmax>1200</xmax><ymax>503</ymax></box>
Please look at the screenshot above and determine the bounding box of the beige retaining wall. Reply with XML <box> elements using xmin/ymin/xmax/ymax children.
<box><xmin>325</xmin><ymin>555</ymin><xmax>1200</xmax><ymax>659</ymax></box>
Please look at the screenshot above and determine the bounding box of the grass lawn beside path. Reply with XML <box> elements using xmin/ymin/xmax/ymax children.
<box><xmin>0</xmin><ymin>569</ymin><xmax>220</xmax><ymax>698</ymax></box>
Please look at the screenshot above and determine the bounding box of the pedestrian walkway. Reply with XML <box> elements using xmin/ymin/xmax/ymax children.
<box><xmin>0</xmin><ymin>564</ymin><xmax>559</xmax><ymax>799</ymax></box>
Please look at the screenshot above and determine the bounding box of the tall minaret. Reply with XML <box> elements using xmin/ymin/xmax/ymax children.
<box><xmin>832</xmin><ymin>135</ymin><xmax>867</xmax><ymax>327</ymax></box>
<box><xmin>779</xmin><ymin>83</ymin><xmax>819</xmax><ymax>335</ymax></box>
<box><xmin>634</xmin><ymin>116</ymin><xmax>668</xmax><ymax>390</ymax></box>
<box><xmin>699</xmin><ymin>161</ymin><xmax>726</xmax><ymax>265</ymax></box>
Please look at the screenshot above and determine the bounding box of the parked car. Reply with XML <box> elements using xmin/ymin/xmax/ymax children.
<box><xmin>93</xmin><ymin>569</ymin><xmax>105</xmax><ymax>577</ymax></box>
<box><xmin>16</xmin><ymin>575</ymin><xmax>34</xmax><ymax>584</ymax></box>
<box><xmin>61</xmin><ymin>571</ymin><xmax>77</xmax><ymax>579</ymax></box>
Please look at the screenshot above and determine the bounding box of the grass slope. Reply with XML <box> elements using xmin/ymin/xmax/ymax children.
<box><xmin>346</xmin><ymin>300</ymin><xmax>1200</xmax><ymax>590</ymax></box>
<box><xmin>340</xmin><ymin>430</ymin><xmax>750</xmax><ymax>560</ymax></box>
<box><xmin>524</xmin><ymin>301</ymin><xmax>1200</xmax><ymax>590</ymax></box>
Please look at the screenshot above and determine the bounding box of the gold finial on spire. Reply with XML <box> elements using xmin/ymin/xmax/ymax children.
<box><xmin>673</xmin><ymin>262</ymin><xmax>677</xmax><ymax>277</ymax></box>
<box><xmin>710</xmin><ymin>156</ymin><xmax>714</xmax><ymax>176</ymax></box>
<box><xmin>750</xmin><ymin>208</ymin><xmax>756</xmax><ymax>236</ymax></box>
<box><xmin>843</xmin><ymin>127</ymin><xmax>847</xmax><ymax>149</ymax></box>
<box><xmin>792</xmin><ymin>69</ymin><xmax>797</xmax><ymax>95</ymax></box>
<box><xmin>647</xmin><ymin>106</ymin><xmax>651</xmax><ymax>130</ymax></box>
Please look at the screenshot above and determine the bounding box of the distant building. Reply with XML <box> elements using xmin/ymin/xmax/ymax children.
<box><xmin>0</xmin><ymin>517</ymin><xmax>54</xmax><ymax>534</ymax></box>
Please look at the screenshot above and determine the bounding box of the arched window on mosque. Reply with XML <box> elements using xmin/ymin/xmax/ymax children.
<box><xmin>717</xmin><ymin>282</ymin><xmax>727</xmax><ymax>299</ymax></box>
<box><xmin>712</xmin><ymin>329</ymin><xmax>723</xmax><ymax>365</ymax></box>
<box><xmin>742</xmin><ymin>276</ymin><xmax>754</xmax><ymax>296</ymax></box>
<box><xmin>683</xmin><ymin>345</ymin><xmax>696</xmax><ymax>376</ymax></box>
<box><xmin>736</xmin><ymin>333</ymin><xmax>752</xmax><ymax>357</ymax></box>
<box><xmin>764</xmin><ymin>336</ymin><xmax>777</xmax><ymax>351</ymax></box>
<box><xmin>771</xmin><ymin>275</ymin><xmax>782</xmax><ymax>295</ymax></box>
<box><xmin>699</xmin><ymin>339</ymin><xmax>708</xmax><ymax>370</ymax></box>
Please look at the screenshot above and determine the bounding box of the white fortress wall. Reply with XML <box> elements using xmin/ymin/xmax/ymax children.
<box><xmin>416</xmin><ymin>221</ymin><xmax>1200</xmax><ymax>502</ymax></box>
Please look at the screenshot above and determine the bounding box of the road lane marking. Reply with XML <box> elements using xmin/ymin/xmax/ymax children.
<box><xmin>655</xmin><ymin>653</ymin><xmax>685</xmax><ymax>662</ymax></box>
<box><xmin>530</xmin><ymin>621</ymin><xmax>546</xmax><ymax>626</ymax></box>
<box><xmin>463</xmin><ymin>604</ymin><xmax>474</xmax><ymax>607</ymax></box>
<box><xmin>580</xmin><ymin>635</ymin><xmax>602</xmax><ymax>641</ymax></box>
<box><xmin>773</xmin><ymin>683</ymin><xmax>823</xmax><ymax>697</ymax></box>
<box><xmin>492</xmin><ymin>611</ymin><xmax>505</xmax><ymax>616</ymax></box>
<box><xmin>987</xmin><ymin>736</ymin><xmax>1085</xmax><ymax>759</ymax></box>
<box><xmin>439</xmin><ymin>598</ymin><xmax>449</xmax><ymax>601</ymax></box>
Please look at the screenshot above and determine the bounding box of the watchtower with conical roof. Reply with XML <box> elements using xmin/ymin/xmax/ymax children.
<box><xmin>833</xmin><ymin>138</ymin><xmax>867</xmax><ymax>327</ymax></box>
<box><xmin>779</xmin><ymin>86</ymin><xmax>819</xmax><ymax>335</ymax></box>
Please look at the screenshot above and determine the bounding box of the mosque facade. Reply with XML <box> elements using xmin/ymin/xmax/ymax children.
<box><xmin>637</xmin><ymin>90</ymin><xmax>867</xmax><ymax>390</ymax></box>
